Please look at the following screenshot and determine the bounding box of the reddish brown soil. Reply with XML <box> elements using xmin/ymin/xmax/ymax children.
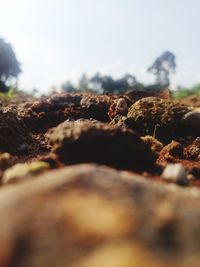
<box><xmin>0</xmin><ymin>91</ymin><xmax>200</xmax><ymax>183</ymax></box>
<box><xmin>0</xmin><ymin>91</ymin><xmax>199</xmax><ymax>266</ymax></box>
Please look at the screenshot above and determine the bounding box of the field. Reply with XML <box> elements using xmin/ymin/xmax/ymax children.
<box><xmin>0</xmin><ymin>90</ymin><xmax>199</xmax><ymax>267</ymax></box>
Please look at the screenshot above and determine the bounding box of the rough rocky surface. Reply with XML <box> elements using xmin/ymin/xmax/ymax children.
<box><xmin>0</xmin><ymin>107</ymin><xmax>33</xmax><ymax>153</ymax></box>
<box><xmin>126</xmin><ymin>97</ymin><xmax>191</xmax><ymax>142</ymax></box>
<box><xmin>47</xmin><ymin>119</ymin><xmax>156</xmax><ymax>171</ymax></box>
<box><xmin>0</xmin><ymin>91</ymin><xmax>199</xmax><ymax>266</ymax></box>
<box><xmin>18</xmin><ymin>93</ymin><xmax>114</xmax><ymax>132</ymax></box>
<box><xmin>110</xmin><ymin>100</ymin><xmax>196</xmax><ymax>145</ymax></box>
<box><xmin>17</xmin><ymin>93</ymin><xmax>83</xmax><ymax>132</ymax></box>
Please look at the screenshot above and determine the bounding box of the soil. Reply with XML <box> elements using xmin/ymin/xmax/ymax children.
<box><xmin>180</xmin><ymin>94</ymin><xmax>200</xmax><ymax>107</ymax></box>
<box><xmin>0</xmin><ymin>91</ymin><xmax>199</xmax><ymax>266</ymax></box>
<box><xmin>0</xmin><ymin>91</ymin><xmax>199</xmax><ymax>182</ymax></box>
<box><xmin>47</xmin><ymin>119</ymin><xmax>156</xmax><ymax>171</ymax></box>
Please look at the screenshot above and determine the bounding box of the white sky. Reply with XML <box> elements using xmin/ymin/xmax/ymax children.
<box><xmin>0</xmin><ymin>0</ymin><xmax>200</xmax><ymax>92</ymax></box>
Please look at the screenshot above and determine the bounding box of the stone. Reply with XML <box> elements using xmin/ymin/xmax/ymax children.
<box><xmin>0</xmin><ymin>164</ymin><xmax>199</xmax><ymax>266</ymax></box>
<box><xmin>2</xmin><ymin>161</ymin><xmax>50</xmax><ymax>184</ymax></box>
<box><xmin>108</xmin><ymin>98</ymin><xmax>128</xmax><ymax>119</ymax></box>
<box><xmin>125</xmin><ymin>97</ymin><xmax>190</xmax><ymax>142</ymax></box>
<box><xmin>161</xmin><ymin>163</ymin><xmax>188</xmax><ymax>185</ymax></box>
<box><xmin>181</xmin><ymin>111</ymin><xmax>200</xmax><ymax>136</ymax></box>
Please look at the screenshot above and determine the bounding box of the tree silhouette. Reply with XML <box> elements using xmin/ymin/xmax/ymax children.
<box><xmin>89</xmin><ymin>73</ymin><xmax>137</xmax><ymax>93</ymax></box>
<box><xmin>101</xmin><ymin>75</ymin><xmax>115</xmax><ymax>93</ymax></box>
<box><xmin>78</xmin><ymin>73</ymin><xmax>89</xmax><ymax>92</ymax></box>
<box><xmin>89</xmin><ymin>72</ymin><xmax>102</xmax><ymax>92</ymax></box>
<box><xmin>147</xmin><ymin>51</ymin><xmax>176</xmax><ymax>86</ymax></box>
<box><xmin>61</xmin><ymin>73</ymin><xmax>138</xmax><ymax>94</ymax></box>
<box><xmin>114</xmin><ymin>74</ymin><xmax>137</xmax><ymax>94</ymax></box>
<box><xmin>0</xmin><ymin>38</ymin><xmax>21</xmax><ymax>92</ymax></box>
<box><xmin>62</xmin><ymin>81</ymin><xmax>76</xmax><ymax>93</ymax></box>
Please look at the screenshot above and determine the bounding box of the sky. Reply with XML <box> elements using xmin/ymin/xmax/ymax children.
<box><xmin>0</xmin><ymin>0</ymin><xmax>200</xmax><ymax>92</ymax></box>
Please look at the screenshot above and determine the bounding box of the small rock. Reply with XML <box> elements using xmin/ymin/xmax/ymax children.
<box><xmin>126</xmin><ymin>97</ymin><xmax>190</xmax><ymax>142</ymax></box>
<box><xmin>2</xmin><ymin>161</ymin><xmax>50</xmax><ymax>185</ymax></box>
<box><xmin>187</xmin><ymin>174</ymin><xmax>195</xmax><ymax>181</ymax></box>
<box><xmin>161</xmin><ymin>163</ymin><xmax>188</xmax><ymax>186</ymax></box>
<box><xmin>181</xmin><ymin>112</ymin><xmax>200</xmax><ymax>135</ymax></box>
<box><xmin>108</xmin><ymin>98</ymin><xmax>128</xmax><ymax>119</ymax></box>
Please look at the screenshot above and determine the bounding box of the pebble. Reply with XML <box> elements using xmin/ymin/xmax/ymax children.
<box><xmin>181</xmin><ymin>112</ymin><xmax>200</xmax><ymax>135</ymax></box>
<box><xmin>187</xmin><ymin>174</ymin><xmax>195</xmax><ymax>181</ymax></box>
<box><xmin>115</xmin><ymin>98</ymin><xmax>128</xmax><ymax>114</ymax></box>
<box><xmin>2</xmin><ymin>161</ymin><xmax>50</xmax><ymax>185</ymax></box>
<box><xmin>161</xmin><ymin>163</ymin><xmax>189</xmax><ymax>186</ymax></box>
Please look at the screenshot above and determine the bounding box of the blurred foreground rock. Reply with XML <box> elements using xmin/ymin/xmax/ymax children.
<box><xmin>0</xmin><ymin>164</ymin><xmax>200</xmax><ymax>266</ymax></box>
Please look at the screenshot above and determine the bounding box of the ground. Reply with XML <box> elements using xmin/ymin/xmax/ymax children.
<box><xmin>0</xmin><ymin>90</ymin><xmax>199</xmax><ymax>267</ymax></box>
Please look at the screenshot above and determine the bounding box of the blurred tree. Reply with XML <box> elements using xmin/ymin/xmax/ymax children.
<box><xmin>101</xmin><ymin>75</ymin><xmax>115</xmax><ymax>93</ymax></box>
<box><xmin>0</xmin><ymin>38</ymin><xmax>21</xmax><ymax>92</ymax></box>
<box><xmin>114</xmin><ymin>74</ymin><xmax>137</xmax><ymax>94</ymax></box>
<box><xmin>61</xmin><ymin>73</ymin><xmax>138</xmax><ymax>94</ymax></box>
<box><xmin>78</xmin><ymin>73</ymin><xmax>89</xmax><ymax>92</ymax></box>
<box><xmin>124</xmin><ymin>74</ymin><xmax>137</xmax><ymax>87</ymax></box>
<box><xmin>62</xmin><ymin>81</ymin><xmax>76</xmax><ymax>93</ymax></box>
<box><xmin>147</xmin><ymin>51</ymin><xmax>176</xmax><ymax>86</ymax></box>
<box><xmin>0</xmin><ymin>81</ymin><xmax>9</xmax><ymax>93</ymax></box>
<box><xmin>89</xmin><ymin>72</ymin><xmax>102</xmax><ymax>92</ymax></box>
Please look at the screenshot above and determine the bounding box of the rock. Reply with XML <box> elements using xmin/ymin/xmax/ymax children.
<box><xmin>108</xmin><ymin>98</ymin><xmax>128</xmax><ymax>119</ymax></box>
<box><xmin>181</xmin><ymin>111</ymin><xmax>200</xmax><ymax>136</ymax></box>
<box><xmin>2</xmin><ymin>161</ymin><xmax>50</xmax><ymax>184</ymax></box>
<box><xmin>125</xmin><ymin>97</ymin><xmax>190</xmax><ymax>142</ymax></box>
<box><xmin>47</xmin><ymin>119</ymin><xmax>156</xmax><ymax>171</ymax></box>
<box><xmin>161</xmin><ymin>163</ymin><xmax>188</xmax><ymax>185</ymax></box>
<box><xmin>0</xmin><ymin>164</ymin><xmax>200</xmax><ymax>266</ymax></box>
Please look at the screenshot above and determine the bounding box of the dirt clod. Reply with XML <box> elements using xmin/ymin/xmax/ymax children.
<box><xmin>47</xmin><ymin>119</ymin><xmax>156</xmax><ymax>171</ymax></box>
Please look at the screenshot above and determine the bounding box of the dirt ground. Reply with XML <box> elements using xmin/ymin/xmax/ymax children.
<box><xmin>0</xmin><ymin>90</ymin><xmax>199</xmax><ymax>267</ymax></box>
